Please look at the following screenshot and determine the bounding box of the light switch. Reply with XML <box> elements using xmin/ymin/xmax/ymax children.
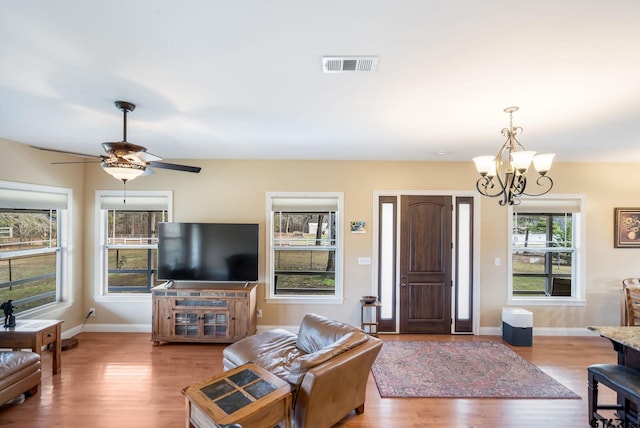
<box><xmin>495</xmin><ymin>257</ymin><xmax>501</xmax><ymax>266</ymax></box>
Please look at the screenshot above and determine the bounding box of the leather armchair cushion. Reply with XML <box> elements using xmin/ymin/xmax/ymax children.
<box><xmin>0</xmin><ymin>351</ymin><xmax>40</xmax><ymax>381</ymax></box>
<box><xmin>286</xmin><ymin>329</ymin><xmax>368</xmax><ymax>385</ymax></box>
<box><xmin>223</xmin><ymin>328</ymin><xmax>304</xmax><ymax>380</ymax></box>
<box><xmin>0</xmin><ymin>351</ymin><xmax>41</xmax><ymax>404</ymax></box>
<box><xmin>296</xmin><ymin>313</ymin><xmax>362</xmax><ymax>354</ymax></box>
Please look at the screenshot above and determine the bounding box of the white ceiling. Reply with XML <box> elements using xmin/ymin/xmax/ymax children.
<box><xmin>2</xmin><ymin>0</ymin><xmax>640</xmax><ymax>163</ymax></box>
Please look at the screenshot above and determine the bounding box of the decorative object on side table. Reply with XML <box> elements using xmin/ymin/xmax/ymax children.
<box><xmin>614</xmin><ymin>207</ymin><xmax>640</xmax><ymax>248</ymax></box>
<box><xmin>361</xmin><ymin>295</ymin><xmax>377</xmax><ymax>304</ymax></box>
<box><xmin>1</xmin><ymin>300</ymin><xmax>16</xmax><ymax>328</ymax></box>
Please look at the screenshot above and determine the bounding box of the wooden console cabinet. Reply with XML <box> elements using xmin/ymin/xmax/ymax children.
<box><xmin>152</xmin><ymin>282</ymin><xmax>258</xmax><ymax>345</ymax></box>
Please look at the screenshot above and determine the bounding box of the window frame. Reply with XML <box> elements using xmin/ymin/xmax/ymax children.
<box><xmin>0</xmin><ymin>180</ymin><xmax>72</xmax><ymax>315</ymax></box>
<box><xmin>266</xmin><ymin>192</ymin><xmax>344</xmax><ymax>304</ymax></box>
<box><xmin>94</xmin><ymin>190</ymin><xmax>172</xmax><ymax>302</ymax></box>
<box><xmin>507</xmin><ymin>195</ymin><xmax>586</xmax><ymax>306</ymax></box>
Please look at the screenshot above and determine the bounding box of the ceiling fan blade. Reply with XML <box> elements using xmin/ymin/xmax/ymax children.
<box><xmin>102</xmin><ymin>141</ymin><xmax>147</xmax><ymax>155</ymax></box>
<box><xmin>30</xmin><ymin>145</ymin><xmax>101</xmax><ymax>159</ymax></box>
<box><xmin>148</xmin><ymin>161</ymin><xmax>201</xmax><ymax>173</ymax></box>
<box><xmin>125</xmin><ymin>151</ymin><xmax>163</xmax><ymax>163</ymax></box>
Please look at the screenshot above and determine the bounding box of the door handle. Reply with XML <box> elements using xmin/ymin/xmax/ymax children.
<box><xmin>400</xmin><ymin>283</ymin><xmax>407</xmax><ymax>287</ymax></box>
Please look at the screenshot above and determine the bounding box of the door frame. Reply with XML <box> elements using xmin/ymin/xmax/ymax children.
<box><xmin>371</xmin><ymin>190</ymin><xmax>481</xmax><ymax>334</ymax></box>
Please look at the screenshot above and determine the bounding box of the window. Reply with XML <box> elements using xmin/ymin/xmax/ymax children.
<box><xmin>508</xmin><ymin>196</ymin><xmax>585</xmax><ymax>304</ymax></box>
<box><xmin>96</xmin><ymin>191</ymin><xmax>171</xmax><ymax>295</ymax></box>
<box><xmin>0</xmin><ymin>182</ymin><xmax>70</xmax><ymax>314</ymax></box>
<box><xmin>266</xmin><ymin>193</ymin><xmax>343</xmax><ymax>302</ymax></box>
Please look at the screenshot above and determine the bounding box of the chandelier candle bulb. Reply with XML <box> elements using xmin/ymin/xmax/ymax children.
<box><xmin>472</xmin><ymin>106</ymin><xmax>555</xmax><ymax>206</ymax></box>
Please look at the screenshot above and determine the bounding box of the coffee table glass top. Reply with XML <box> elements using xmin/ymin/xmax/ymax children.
<box><xmin>200</xmin><ymin>368</ymin><xmax>277</xmax><ymax>415</ymax></box>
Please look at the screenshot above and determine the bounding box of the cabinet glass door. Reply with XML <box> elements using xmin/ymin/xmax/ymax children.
<box><xmin>174</xmin><ymin>312</ymin><xmax>199</xmax><ymax>336</ymax></box>
<box><xmin>203</xmin><ymin>312</ymin><xmax>229</xmax><ymax>337</ymax></box>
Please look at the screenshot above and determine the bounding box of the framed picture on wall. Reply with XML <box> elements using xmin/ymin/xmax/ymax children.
<box><xmin>614</xmin><ymin>207</ymin><xmax>640</xmax><ymax>248</ymax></box>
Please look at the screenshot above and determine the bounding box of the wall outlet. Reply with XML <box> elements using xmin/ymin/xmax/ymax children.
<box><xmin>88</xmin><ymin>308</ymin><xmax>96</xmax><ymax>317</ymax></box>
<box><xmin>257</xmin><ymin>309</ymin><xmax>263</xmax><ymax>318</ymax></box>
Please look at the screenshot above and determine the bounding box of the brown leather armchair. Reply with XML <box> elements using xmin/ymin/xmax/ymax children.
<box><xmin>0</xmin><ymin>351</ymin><xmax>41</xmax><ymax>404</ymax></box>
<box><xmin>223</xmin><ymin>313</ymin><xmax>383</xmax><ymax>428</ymax></box>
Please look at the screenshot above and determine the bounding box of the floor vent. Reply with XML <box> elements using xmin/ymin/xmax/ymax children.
<box><xmin>323</xmin><ymin>56</ymin><xmax>378</xmax><ymax>73</ymax></box>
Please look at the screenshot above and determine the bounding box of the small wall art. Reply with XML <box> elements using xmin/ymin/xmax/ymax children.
<box><xmin>350</xmin><ymin>221</ymin><xmax>366</xmax><ymax>234</ymax></box>
<box><xmin>614</xmin><ymin>207</ymin><xmax>640</xmax><ymax>248</ymax></box>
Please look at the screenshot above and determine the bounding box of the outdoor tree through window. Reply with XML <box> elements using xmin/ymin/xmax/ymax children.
<box><xmin>512</xmin><ymin>213</ymin><xmax>574</xmax><ymax>296</ymax></box>
<box><xmin>273</xmin><ymin>212</ymin><xmax>336</xmax><ymax>295</ymax></box>
<box><xmin>105</xmin><ymin>210</ymin><xmax>167</xmax><ymax>293</ymax></box>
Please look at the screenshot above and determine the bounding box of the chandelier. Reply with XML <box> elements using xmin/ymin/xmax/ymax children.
<box><xmin>473</xmin><ymin>107</ymin><xmax>555</xmax><ymax>206</ymax></box>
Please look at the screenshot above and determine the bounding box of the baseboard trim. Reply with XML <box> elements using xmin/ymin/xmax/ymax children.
<box><xmin>480</xmin><ymin>326</ymin><xmax>600</xmax><ymax>337</ymax></box>
<box><xmin>81</xmin><ymin>324</ymin><xmax>151</xmax><ymax>334</ymax></box>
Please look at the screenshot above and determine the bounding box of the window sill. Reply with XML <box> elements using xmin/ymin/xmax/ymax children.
<box><xmin>16</xmin><ymin>300</ymin><xmax>73</xmax><ymax>319</ymax></box>
<box><xmin>265</xmin><ymin>296</ymin><xmax>344</xmax><ymax>305</ymax></box>
<box><xmin>94</xmin><ymin>294</ymin><xmax>151</xmax><ymax>303</ymax></box>
<box><xmin>508</xmin><ymin>297</ymin><xmax>586</xmax><ymax>307</ymax></box>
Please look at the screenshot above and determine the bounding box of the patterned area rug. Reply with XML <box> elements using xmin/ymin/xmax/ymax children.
<box><xmin>371</xmin><ymin>341</ymin><xmax>580</xmax><ymax>399</ymax></box>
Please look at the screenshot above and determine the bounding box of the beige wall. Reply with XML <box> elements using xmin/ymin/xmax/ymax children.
<box><xmin>2</xmin><ymin>137</ymin><xmax>638</xmax><ymax>335</ymax></box>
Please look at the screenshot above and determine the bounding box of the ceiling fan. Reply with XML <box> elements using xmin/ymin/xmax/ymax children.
<box><xmin>31</xmin><ymin>100</ymin><xmax>202</xmax><ymax>183</ymax></box>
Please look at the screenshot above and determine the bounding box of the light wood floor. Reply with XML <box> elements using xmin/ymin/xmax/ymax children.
<box><xmin>0</xmin><ymin>332</ymin><xmax>618</xmax><ymax>428</ymax></box>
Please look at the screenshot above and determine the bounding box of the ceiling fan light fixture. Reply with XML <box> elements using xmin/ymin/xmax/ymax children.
<box><xmin>101</xmin><ymin>160</ymin><xmax>146</xmax><ymax>183</ymax></box>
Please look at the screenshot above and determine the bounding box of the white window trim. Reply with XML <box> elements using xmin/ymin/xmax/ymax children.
<box><xmin>265</xmin><ymin>191</ymin><xmax>344</xmax><ymax>304</ymax></box>
<box><xmin>507</xmin><ymin>194</ymin><xmax>586</xmax><ymax>306</ymax></box>
<box><xmin>0</xmin><ymin>180</ymin><xmax>73</xmax><ymax>315</ymax></box>
<box><xmin>94</xmin><ymin>190</ymin><xmax>172</xmax><ymax>303</ymax></box>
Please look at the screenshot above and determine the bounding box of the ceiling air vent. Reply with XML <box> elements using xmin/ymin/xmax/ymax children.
<box><xmin>322</xmin><ymin>56</ymin><xmax>378</xmax><ymax>73</ymax></box>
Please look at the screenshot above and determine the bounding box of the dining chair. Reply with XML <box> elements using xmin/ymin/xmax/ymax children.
<box><xmin>624</xmin><ymin>285</ymin><xmax>640</xmax><ymax>326</ymax></box>
<box><xmin>622</xmin><ymin>278</ymin><xmax>640</xmax><ymax>325</ymax></box>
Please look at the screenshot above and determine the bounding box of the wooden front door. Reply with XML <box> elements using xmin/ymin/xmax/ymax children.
<box><xmin>399</xmin><ymin>195</ymin><xmax>452</xmax><ymax>333</ymax></box>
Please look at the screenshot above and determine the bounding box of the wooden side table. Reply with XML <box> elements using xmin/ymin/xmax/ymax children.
<box><xmin>360</xmin><ymin>299</ymin><xmax>382</xmax><ymax>337</ymax></box>
<box><xmin>0</xmin><ymin>319</ymin><xmax>63</xmax><ymax>375</ymax></box>
<box><xmin>183</xmin><ymin>363</ymin><xmax>291</xmax><ymax>428</ymax></box>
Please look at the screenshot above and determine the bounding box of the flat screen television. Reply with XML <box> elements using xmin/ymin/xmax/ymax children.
<box><xmin>157</xmin><ymin>222</ymin><xmax>259</xmax><ymax>282</ymax></box>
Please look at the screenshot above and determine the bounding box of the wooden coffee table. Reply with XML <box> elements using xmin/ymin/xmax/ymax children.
<box><xmin>183</xmin><ymin>363</ymin><xmax>291</xmax><ymax>428</ymax></box>
<box><xmin>0</xmin><ymin>319</ymin><xmax>63</xmax><ymax>375</ymax></box>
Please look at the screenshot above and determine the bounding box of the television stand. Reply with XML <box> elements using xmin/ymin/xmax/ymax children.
<box><xmin>151</xmin><ymin>282</ymin><xmax>258</xmax><ymax>345</ymax></box>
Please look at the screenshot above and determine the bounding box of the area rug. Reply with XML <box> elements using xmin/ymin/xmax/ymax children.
<box><xmin>371</xmin><ymin>341</ymin><xmax>580</xmax><ymax>399</ymax></box>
